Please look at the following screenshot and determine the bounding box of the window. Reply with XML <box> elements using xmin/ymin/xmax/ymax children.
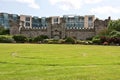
<box><xmin>79</xmin><ymin>17</ymin><xmax>84</xmax><ymax>22</ymax></box>
<box><xmin>25</xmin><ymin>22</ymin><xmax>30</xmax><ymax>26</ymax></box>
<box><xmin>54</xmin><ymin>18</ymin><xmax>58</xmax><ymax>23</ymax></box>
<box><xmin>26</xmin><ymin>17</ymin><xmax>30</xmax><ymax>21</ymax></box>
<box><xmin>88</xmin><ymin>23</ymin><xmax>93</xmax><ymax>27</ymax></box>
<box><xmin>68</xmin><ymin>18</ymin><xmax>74</xmax><ymax>22</ymax></box>
<box><xmin>3</xmin><ymin>13</ymin><xmax>8</xmax><ymax>19</ymax></box>
<box><xmin>41</xmin><ymin>17</ymin><xmax>46</xmax><ymax>23</ymax></box>
<box><xmin>88</xmin><ymin>17</ymin><xmax>93</xmax><ymax>21</ymax></box>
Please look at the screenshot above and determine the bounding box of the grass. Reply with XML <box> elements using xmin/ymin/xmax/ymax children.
<box><xmin>0</xmin><ymin>44</ymin><xmax>120</xmax><ymax>80</ymax></box>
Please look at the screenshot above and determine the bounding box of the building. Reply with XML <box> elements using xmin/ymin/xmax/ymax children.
<box><xmin>0</xmin><ymin>13</ymin><xmax>19</xmax><ymax>28</ymax></box>
<box><xmin>0</xmin><ymin>13</ymin><xmax>110</xmax><ymax>40</ymax></box>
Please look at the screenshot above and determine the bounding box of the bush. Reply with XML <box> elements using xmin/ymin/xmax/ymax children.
<box><xmin>109</xmin><ymin>37</ymin><xmax>120</xmax><ymax>45</ymax></box>
<box><xmin>43</xmin><ymin>39</ymin><xmax>65</xmax><ymax>44</ymax></box>
<box><xmin>86</xmin><ymin>37</ymin><xmax>93</xmax><ymax>40</ymax></box>
<box><xmin>92</xmin><ymin>36</ymin><xmax>101</xmax><ymax>44</ymax></box>
<box><xmin>28</xmin><ymin>38</ymin><xmax>34</xmax><ymax>43</ymax></box>
<box><xmin>92</xmin><ymin>39</ymin><xmax>101</xmax><ymax>44</ymax></box>
<box><xmin>0</xmin><ymin>36</ymin><xmax>13</xmax><ymax>43</ymax></box>
<box><xmin>33</xmin><ymin>35</ymin><xmax>48</xmax><ymax>43</ymax></box>
<box><xmin>109</xmin><ymin>30</ymin><xmax>120</xmax><ymax>38</ymax></box>
<box><xmin>65</xmin><ymin>37</ymin><xmax>76</xmax><ymax>44</ymax></box>
<box><xmin>0</xmin><ymin>27</ymin><xmax>10</xmax><ymax>35</ymax></box>
<box><xmin>100</xmin><ymin>36</ymin><xmax>109</xmax><ymax>43</ymax></box>
<box><xmin>77</xmin><ymin>40</ymin><xmax>93</xmax><ymax>45</ymax></box>
<box><xmin>12</xmin><ymin>35</ymin><xmax>27</xmax><ymax>43</ymax></box>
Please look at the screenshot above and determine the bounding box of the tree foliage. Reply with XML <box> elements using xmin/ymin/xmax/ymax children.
<box><xmin>108</xmin><ymin>19</ymin><xmax>120</xmax><ymax>31</ymax></box>
<box><xmin>0</xmin><ymin>26</ymin><xmax>10</xmax><ymax>35</ymax></box>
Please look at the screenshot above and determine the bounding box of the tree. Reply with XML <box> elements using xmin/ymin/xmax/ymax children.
<box><xmin>108</xmin><ymin>19</ymin><xmax>120</xmax><ymax>31</ymax></box>
<box><xmin>0</xmin><ymin>26</ymin><xmax>10</xmax><ymax>35</ymax></box>
<box><xmin>109</xmin><ymin>30</ymin><xmax>120</xmax><ymax>38</ymax></box>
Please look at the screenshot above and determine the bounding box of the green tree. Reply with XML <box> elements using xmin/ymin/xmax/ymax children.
<box><xmin>108</xmin><ymin>19</ymin><xmax>120</xmax><ymax>31</ymax></box>
<box><xmin>109</xmin><ymin>30</ymin><xmax>120</xmax><ymax>38</ymax></box>
<box><xmin>0</xmin><ymin>26</ymin><xmax>10</xmax><ymax>35</ymax></box>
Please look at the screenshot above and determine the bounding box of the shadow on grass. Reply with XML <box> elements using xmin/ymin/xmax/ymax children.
<box><xmin>0</xmin><ymin>61</ymin><xmax>60</xmax><ymax>66</ymax></box>
<box><xmin>14</xmin><ymin>56</ymin><xmax>64</xmax><ymax>60</ymax></box>
<box><xmin>0</xmin><ymin>61</ymin><xmax>120</xmax><ymax>67</ymax></box>
<box><xmin>16</xmin><ymin>56</ymin><xmax>44</xmax><ymax>59</ymax></box>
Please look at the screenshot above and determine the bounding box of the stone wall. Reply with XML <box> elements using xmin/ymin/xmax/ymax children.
<box><xmin>65</xmin><ymin>29</ymin><xmax>95</xmax><ymax>40</ymax></box>
<box><xmin>10</xmin><ymin>20</ymin><xmax>20</xmax><ymax>35</ymax></box>
<box><xmin>20</xmin><ymin>28</ymin><xmax>48</xmax><ymax>38</ymax></box>
<box><xmin>10</xmin><ymin>17</ymin><xmax>111</xmax><ymax>40</ymax></box>
<box><xmin>94</xmin><ymin>18</ymin><xmax>110</xmax><ymax>35</ymax></box>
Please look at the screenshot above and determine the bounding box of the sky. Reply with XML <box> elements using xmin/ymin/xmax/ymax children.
<box><xmin>0</xmin><ymin>0</ymin><xmax>120</xmax><ymax>19</ymax></box>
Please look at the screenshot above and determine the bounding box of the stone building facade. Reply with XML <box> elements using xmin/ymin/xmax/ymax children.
<box><xmin>8</xmin><ymin>13</ymin><xmax>111</xmax><ymax>40</ymax></box>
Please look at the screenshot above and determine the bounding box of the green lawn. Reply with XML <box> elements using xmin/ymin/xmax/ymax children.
<box><xmin>0</xmin><ymin>44</ymin><xmax>120</xmax><ymax>80</ymax></box>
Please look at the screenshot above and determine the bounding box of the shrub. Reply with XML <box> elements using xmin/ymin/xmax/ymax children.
<box><xmin>100</xmin><ymin>36</ymin><xmax>110</xmax><ymax>43</ymax></box>
<box><xmin>77</xmin><ymin>40</ymin><xmax>92</xmax><ymax>45</ymax></box>
<box><xmin>103</xmin><ymin>42</ymin><xmax>109</xmax><ymax>45</ymax></box>
<box><xmin>28</xmin><ymin>38</ymin><xmax>34</xmax><ymax>43</ymax></box>
<box><xmin>33</xmin><ymin>35</ymin><xmax>48</xmax><ymax>43</ymax></box>
<box><xmin>92</xmin><ymin>39</ymin><xmax>101</xmax><ymax>44</ymax></box>
<box><xmin>65</xmin><ymin>37</ymin><xmax>76</xmax><ymax>44</ymax></box>
<box><xmin>109</xmin><ymin>30</ymin><xmax>120</xmax><ymax>38</ymax></box>
<box><xmin>86</xmin><ymin>37</ymin><xmax>94</xmax><ymax>40</ymax></box>
<box><xmin>0</xmin><ymin>36</ymin><xmax>13</xmax><ymax>43</ymax></box>
<box><xmin>0</xmin><ymin>27</ymin><xmax>10</xmax><ymax>35</ymax></box>
<box><xmin>43</xmin><ymin>39</ymin><xmax>65</xmax><ymax>44</ymax></box>
<box><xmin>92</xmin><ymin>36</ymin><xmax>101</xmax><ymax>44</ymax></box>
<box><xmin>110</xmin><ymin>37</ymin><xmax>120</xmax><ymax>45</ymax></box>
<box><xmin>12</xmin><ymin>35</ymin><xmax>27</xmax><ymax>43</ymax></box>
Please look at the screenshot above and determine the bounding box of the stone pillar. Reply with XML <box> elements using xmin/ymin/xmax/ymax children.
<box><xmin>84</xmin><ymin>16</ymin><xmax>88</xmax><ymax>28</ymax></box>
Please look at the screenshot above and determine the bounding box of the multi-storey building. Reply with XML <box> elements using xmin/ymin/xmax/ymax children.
<box><xmin>0</xmin><ymin>13</ymin><xmax>18</xmax><ymax>28</ymax></box>
<box><xmin>0</xmin><ymin>12</ymin><xmax>110</xmax><ymax>40</ymax></box>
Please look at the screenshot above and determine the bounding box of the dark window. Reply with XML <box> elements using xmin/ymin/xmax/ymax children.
<box><xmin>68</xmin><ymin>18</ymin><xmax>74</xmax><ymax>22</ymax></box>
<box><xmin>79</xmin><ymin>17</ymin><xmax>84</xmax><ymax>22</ymax></box>
<box><xmin>26</xmin><ymin>17</ymin><xmax>30</xmax><ymax>21</ymax></box>
<box><xmin>88</xmin><ymin>17</ymin><xmax>93</xmax><ymax>21</ymax></box>
<box><xmin>26</xmin><ymin>22</ymin><xmax>30</xmax><ymax>26</ymax></box>
<box><xmin>54</xmin><ymin>18</ymin><xmax>58</xmax><ymax>23</ymax></box>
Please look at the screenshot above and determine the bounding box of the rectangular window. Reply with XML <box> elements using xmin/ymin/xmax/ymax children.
<box><xmin>25</xmin><ymin>22</ymin><xmax>30</xmax><ymax>26</ymax></box>
<box><xmin>26</xmin><ymin>17</ymin><xmax>30</xmax><ymax>21</ymax></box>
<box><xmin>88</xmin><ymin>17</ymin><xmax>93</xmax><ymax>21</ymax></box>
<box><xmin>68</xmin><ymin>18</ymin><xmax>74</xmax><ymax>22</ymax></box>
<box><xmin>54</xmin><ymin>18</ymin><xmax>58</xmax><ymax>23</ymax></box>
<box><xmin>79</xmin><ymin>17</ymin><xmax>84</xmax><ymax>22</ymax></box>
<box><xmin>41</xmin><ymin>17</ymin><xmax>46</xmax><ymax>23</ymax></box>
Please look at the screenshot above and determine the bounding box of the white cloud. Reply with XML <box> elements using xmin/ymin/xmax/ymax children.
<box><xmin>49</xmin><ymin>0</ymin><xmax>83</xmax><ymax>11</ymax></box>
<box><xmin>84</xmin><ymin>0</ymin><xmax>103</xmax><ymax>4</ymax></box>
<box><xmin>90</xmin><ymin>6</ymin><xmax>120</xmax><ymax>15</ymax></box>
<box><xmin>16</xmin><ymin>0</ymin><xmax>40</xmax><ymax>9</ymax></box>
<box><xmin>49</xmin><ymin>0</ymin><xmax>103</xmax><ymax>11</ymax></box>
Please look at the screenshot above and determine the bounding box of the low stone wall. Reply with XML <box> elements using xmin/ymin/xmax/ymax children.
<box><xmin>66</xmin><ymin>29</ymin><xmax>95</xmax><ymax>40</ymax></box>
<box><xmin>20</xmin><ymin>29</ymin><xmax>48</xmax><ymax>38</ymax></box>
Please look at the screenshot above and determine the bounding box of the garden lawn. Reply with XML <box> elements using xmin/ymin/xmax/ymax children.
<box><xmin>0</xmin><ymin>44</ymin><xmax>120</xmax><ymax>80</ymax></box>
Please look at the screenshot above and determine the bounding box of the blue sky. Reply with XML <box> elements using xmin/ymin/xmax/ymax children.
<box><xmin>0</xmin><ymin>0</ymin><xmax>120</xmax><ymax>19</ymax></box>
